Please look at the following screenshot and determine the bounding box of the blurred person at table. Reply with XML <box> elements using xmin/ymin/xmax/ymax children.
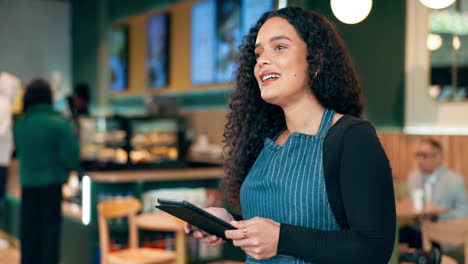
<box><xmin>185</xmin><ymin>6</ymin><xmax>396</xmax><ymax>264</ymax></box>
<box><xmin>408</xmin><ymin>138</ymin><xmax>468</xmax><ymax>220</ymax></box>
<box><xmin>14</xmin><ymin>79</ymin><xmax>79</xmax><ymax>264</ymax></box>
<box><xmin>400</xmin><ymin>138</ymin><xmax>468</xmax><ymax>249</ymax></box>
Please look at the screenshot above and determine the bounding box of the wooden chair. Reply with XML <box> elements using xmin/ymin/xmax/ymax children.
<box><xmin>422</xmin><ymin>220</ymin><xmax>468</xmax><ymax>264</ymax></box>
<box><xmin>98</xmin><ymin>197</ymin><xmax>177</xmax><ymax>264</ymax></box>
<box><xmin>135</xmin><ymin>211</ymin><xmax>188</xmax><ymax>264</ymax></box>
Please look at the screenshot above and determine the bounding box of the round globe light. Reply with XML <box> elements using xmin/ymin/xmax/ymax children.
<box><xmin>427</xmin><ymin>33</ymin><xmax>443</xmax><ymax>51</ymax></box>
<box><xmin>419</xmin><ymin>0</ymin><xmax>456</xmax><ymax>9</ymax></box>
<box><xmin>330</xmin><ymin>0</ymin><xmax>373</xmax><ymax>24</ymax></box>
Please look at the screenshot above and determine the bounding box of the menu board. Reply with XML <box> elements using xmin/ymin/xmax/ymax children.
<box><xmin>241</xmin><ymin>0</ymin><xmax>275</xmax><ymax>36</ymax></box>
<box><xmin>215</xmin><ymin>0</ymin><xmax>241</xmax><ymax>83</ymax></box>
<box><xmin>147</xmin><ymin>13</ymin><xmax>170</xmax><ymax>89</ymax></box>
<box><xmin>109</xmin><ymin>27</ymin><xmax>129</xmax><ymax>92</ymax></box>
<box><xmin>191</xmin><ymin>0</ymin><xmax>217</xmax><ymax>85</ymax></box>
<box><xmin>190</xmin><ymin>0</ymin><xmax>274</xmax><ymax>85</ymax></box>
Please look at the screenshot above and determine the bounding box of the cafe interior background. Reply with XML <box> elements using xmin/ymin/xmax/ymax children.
<box><xmin>2</xmin><ymin>0</ymin><xmax>468</xmax><ymax>263</ymax></box>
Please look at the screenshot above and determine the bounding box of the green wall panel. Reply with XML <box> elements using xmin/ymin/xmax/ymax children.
<box><xmin>3</xmin><ymin>195</ymin><xmax>91</xmax><ymax>264</ymax></box>
<box><xmin>71</xmin><ymin>0</ymin><xmax>99</xmax><ymax>106</ymax></box>
<box><xmin>299</xmin><ymin>0</ymin><xmax>406</xmax><ymax>129</ymax></box>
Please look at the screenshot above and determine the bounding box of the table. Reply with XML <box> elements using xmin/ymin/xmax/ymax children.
<box><xmin>396</xmin><ymin>199</ymin><xmax>449</xmax><ymax>219</ymax></box>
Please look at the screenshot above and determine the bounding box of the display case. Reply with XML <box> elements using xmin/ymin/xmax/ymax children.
<box><xmin>79</xmin><ymin>115</ymin><xmax>187</xmax><ymax>170</ymax></box>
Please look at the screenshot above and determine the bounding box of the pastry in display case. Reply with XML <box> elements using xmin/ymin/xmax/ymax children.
<box><xmin>78</xmin><ymin>115</ymin><xmax>187</xmax><ymax>170</ymax></box>
<box><xmin>79</xmin><ymin>116</ymin><xmax>128</xmax><ymax>165</ymax></box>
<box><xmin>128</xmin><ymin>117</ymin><xmax>183</xmax><ymax>164</ymax></box>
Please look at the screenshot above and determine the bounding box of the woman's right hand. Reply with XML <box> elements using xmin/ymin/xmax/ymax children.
<box><xmin>184</xmin><ymin>207</ymin><xmax>234</xmax><ymax>247</ymax></box>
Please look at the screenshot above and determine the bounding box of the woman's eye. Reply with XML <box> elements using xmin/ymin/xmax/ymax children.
<box><xmin>255</xmin><ymin>52</ymin><xmax>261</xmax><ymax>58</ymax></box>
<box><xmin>275</xmin><ymin>45</ymin><xmax>286</xmax><ymax>50</ymax></box>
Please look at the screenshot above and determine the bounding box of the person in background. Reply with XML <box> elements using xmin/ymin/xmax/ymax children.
<box><xmin>67</xmin><ymin>82</ymin><xmax>90</xmax><ymax>118</ymax></box>
<box><xmin>14</xmin><ymin>79</ymin><xmax>79</xmax><ymax>264</ymax></box>
<box><xmin>400</xmin><ymin>138</ymin><xmax>468</xmax><ymax>249</ymax></box>
<box><xmin>409</xmin><ymin>138</ymin><xmax>468</xmax><ymax>220</ymax></box>
<box><xmin>0</xmin><ymin>72</ymin><xmax>20</xmax><ymax>247</ymax></box>
<box><xmin>185</xmin><ymin>7</ymin><xmax>396</xmax><ymax>263</ymax></box>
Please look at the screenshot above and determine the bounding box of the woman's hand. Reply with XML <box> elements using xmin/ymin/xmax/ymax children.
<box><xmin>184</xmin><ymin>207</ymin><xmax>234</xmax><ymax>247</ymax></box>
<box><xmin>225</xmin><ymin>217</ymin><xmax>280</xmax><ymax>260</ymax></box>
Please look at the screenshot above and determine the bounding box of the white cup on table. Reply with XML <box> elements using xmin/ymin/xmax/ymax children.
<box><xmin>411</xmin><ymin>188</ymin><xmax>424</xmax><ymax>211</ymax></box>
<box><xmin>424</xmin><ymin>184</ymin><xmax>432</xmax><ymax>204</ymax></box>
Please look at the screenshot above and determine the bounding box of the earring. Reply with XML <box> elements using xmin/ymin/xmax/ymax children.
<box><xmin>314</xmin><ymin>72</ymin><xmax>318</xmax><ymax>79</ymax></box>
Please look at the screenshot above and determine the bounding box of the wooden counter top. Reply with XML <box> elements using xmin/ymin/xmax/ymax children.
<box><xmin>87</xmin><ymin>167</ymin><xmax>225</xmax><ymax>183</ymax></box>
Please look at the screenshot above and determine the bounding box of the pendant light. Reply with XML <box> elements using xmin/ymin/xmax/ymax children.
<box><xmin>419</xmin><ymin>0</ymin><xmax>456</xmax><ymax>9</ymax></box>
<box><xmin>330</xmin><ymin>0</ymin><xmax>373</xmax><ymax>24</ymax></box>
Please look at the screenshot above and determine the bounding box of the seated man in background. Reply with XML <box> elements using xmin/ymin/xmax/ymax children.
<box><xmin>400</xmin><ymin>137</ymin><xmax>468</xmax><ymax>249</ymax></box>
<box><xmin>408</xmin><ymin>138</ymin><xmax>468</xmax><ymax>220</ymax></box>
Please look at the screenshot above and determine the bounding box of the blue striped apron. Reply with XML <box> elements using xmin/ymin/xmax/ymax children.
<box><xmin>240</xmin><ymin>108</ymin><xmax>340</xmax><ymax>264</ymax></box>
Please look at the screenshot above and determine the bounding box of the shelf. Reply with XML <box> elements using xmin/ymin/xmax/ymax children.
<box><xmin>87</xmin><ymin>167</ymin><xmax>224</xmax><ymax>183</ymax></box>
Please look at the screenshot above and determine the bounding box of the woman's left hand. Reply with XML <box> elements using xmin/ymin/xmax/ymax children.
<box><xmin>225</xmin><ymin>217</ymin><xmax>280</xmax><ymax>260</ymax></box>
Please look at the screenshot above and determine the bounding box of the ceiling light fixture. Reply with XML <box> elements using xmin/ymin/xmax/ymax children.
<box><xmin>330</xmin><ymin>0</ymin><xmax>373</xmax><ymax>24</ymax></box>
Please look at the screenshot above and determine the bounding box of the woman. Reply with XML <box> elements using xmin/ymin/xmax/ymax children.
<box><xmin>14</xmin><ymin>79</ymin><xmax>79</xmax><ymax>264</ymax></box>
<box><xmin>186</xmin><ymin>7</ymin><xmax>396</xmax><ymax>263</ymax></box>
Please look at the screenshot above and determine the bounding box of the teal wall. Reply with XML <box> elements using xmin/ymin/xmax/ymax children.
<box><xmin>298</xmin><ymin>0</ymin><xmax>406</xmax><ymax>129</ymax></box>
<box><xmin>71</xmin><ymin>0</ymin><xmax>99</xmax><ymax>105</ymax></box>
<box><xmin>72</xmin><ymin>0</ymin><xmax>406</xmax><ymax>129</ymax></box>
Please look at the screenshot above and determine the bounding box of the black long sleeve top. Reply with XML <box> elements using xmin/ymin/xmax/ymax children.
<box><xmin>235</xmin><ymin>115</ymin><xmax>396</xmax><ymax>263</ymax></box>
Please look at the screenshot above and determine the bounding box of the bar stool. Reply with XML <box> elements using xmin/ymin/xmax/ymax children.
<box><xmin>98</xmin><ymin>197</ymin><xmax>177</xmax><ymax>264</ymax></box>
<box><xmin>136</xmin><ymin>211</ymin><xmax>188</xmax><ymax>264</ymax></box>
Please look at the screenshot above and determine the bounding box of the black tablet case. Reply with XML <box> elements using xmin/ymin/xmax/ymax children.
<box><xmin>156</xmin><ymin>198</ymin><xmax>236</xmax><ymax>243</ymax></box>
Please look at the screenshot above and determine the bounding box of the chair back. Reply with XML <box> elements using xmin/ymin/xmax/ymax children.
<box><xmin>98</xmin><ymin>197</ymin><xmax>141</xmax><ymax>218</ymax></box>
<box><xmin>422</xmin><ymin>220</ymin><xmax>468</xmax><ymax>263</ymax></box>
<box><xmin>98</xmin><ymin>197</ymin><xmax>141</xmax><ymax>264</ymax></box>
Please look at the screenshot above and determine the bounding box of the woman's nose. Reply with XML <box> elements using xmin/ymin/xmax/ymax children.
<box><xmin>257</xmin><ymin>53</ymin><xmax>272</xmax><ymax>66</ymax></box>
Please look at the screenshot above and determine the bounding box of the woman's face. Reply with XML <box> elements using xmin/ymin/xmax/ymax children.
<box><xmin>254</xmin><ymin>17</ymin><xmax>310</xmax><ymax>106</ymax></box>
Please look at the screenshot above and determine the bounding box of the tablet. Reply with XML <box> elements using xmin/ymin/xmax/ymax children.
<box><xmin>156</xmin><ymin>198</ymin><xmax>236</xmax><ymax>243</ymax></box>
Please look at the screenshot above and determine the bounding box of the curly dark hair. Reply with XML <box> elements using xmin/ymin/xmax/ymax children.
<box><xmin>223</xmin><ymin>7</ymin><xmax>364</xmax><ymax>208</ymax></box>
